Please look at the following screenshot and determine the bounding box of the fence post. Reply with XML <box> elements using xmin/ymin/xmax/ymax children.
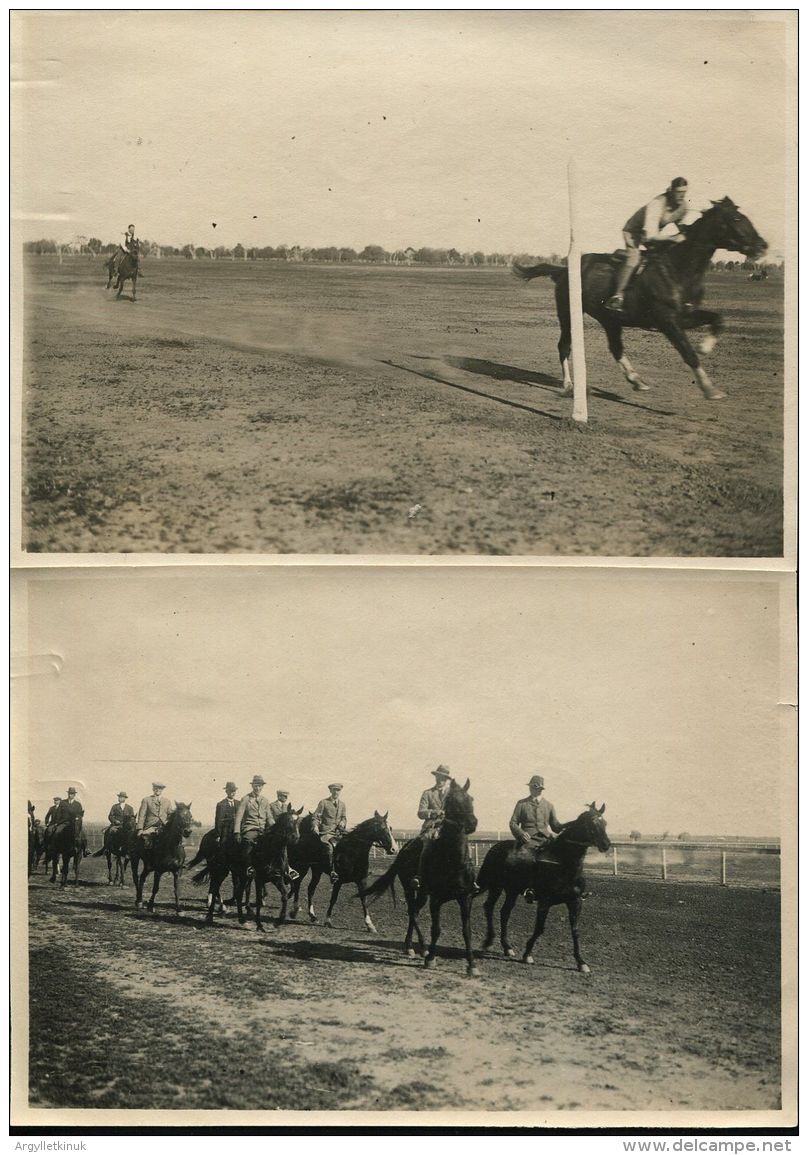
<box><xmin>720</xmin><ymin>851</ymin><xmax>727</xmax><ymax>886</ymax></box>
<box><xmin>612</xmin><ymin>846</ymin><xmax>618</xmax><ymax>876</ymax></box>
<box><xmin>473</xmin><ymin>843</ymin><xmax>479</xmax><ymax>866</ymax></box>
<box><xmin>661</xmin><ymin>847</ymin><xmax>668</xmax><ymax>881</ymax></box>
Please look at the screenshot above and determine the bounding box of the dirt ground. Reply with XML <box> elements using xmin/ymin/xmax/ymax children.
<box><xmin>27</xmin><ymin>858</ymin><xmax>780</xmax><ymax>1114</ymax></box>
<box><xmin>22</xmin><ymin>258</ymin><xmax>784</xmax><ymax>555</ymax></box>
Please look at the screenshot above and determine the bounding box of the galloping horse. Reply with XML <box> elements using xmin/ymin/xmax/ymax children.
<box><xmin>513</xmin><ymin>198</ymin><xmax>767</xmax><ymax>401</ymax></box>
<box><xmin>477</xmin><ymin>803</ymin><xmax>611</xmax><ymax>971</ymax></box>
<box><xmin>289</xmin><ymin>812</ymin><xmax>398</xmax><ymax>931</ymax></box>
<box><xmin>130</xmin><ymin>803</ymin><xmax>194</xmax><ymax>913</ymax></box>
<box><xmin>49</xmin><ymin>820</ymin><xmax>88</xmax><ymax>888</ymax></box>
<box><xmin>92</xmin><ymin>812</ymin><xmax>137</xmax><ymax>885</ymax></box>
<box><xmin>361</xmin><ymin>779</ymin><xmax>480</xmax><ymax>975</ymax></box>
<box><xmin>106</xmin><ymin>238</ymin><xmax>140</xmax><ymax>301</ymax></box>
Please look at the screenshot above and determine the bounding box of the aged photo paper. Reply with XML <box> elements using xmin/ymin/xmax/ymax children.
<box><xmin>12</xmin><ymin>566</ymin><xmax>796</xmax><ymax>1128</ymax></box>
<box><xmin>10</xmin><ymin>6</ymin><xmax>797</xmax><ymax>1143</ymax></box>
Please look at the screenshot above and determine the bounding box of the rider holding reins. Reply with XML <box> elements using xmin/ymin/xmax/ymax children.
<box><xmin>606</xmin><ymin>178</ymin><xmax>690</xmax><ymax>312</ymax></box>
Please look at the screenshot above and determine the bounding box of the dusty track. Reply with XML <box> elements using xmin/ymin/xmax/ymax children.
<box><xmin>22</xmin><ymin>260</ymin><xmax>784</xmax><ymax>555</ymax></box>
<box><xmin>27</xmin><ymin>859</ymin><xmax>780</xmax><ymax>1113</ymax></box>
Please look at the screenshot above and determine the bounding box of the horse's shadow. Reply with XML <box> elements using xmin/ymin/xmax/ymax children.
<box><xmin>265</xmin><ymin>936</ymin><xmax>409</xmax><ymax>967</ymax></box>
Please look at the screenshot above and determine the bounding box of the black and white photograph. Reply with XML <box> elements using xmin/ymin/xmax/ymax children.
<box><xmin>13</xmin><ymin>566</ymin><xmax>794</xmax><ymax>1126</ymax></box>
<box><xmin>13</xmin><ymin>10</ymin><xmax>794</xmax><ymax>557</ymax></box>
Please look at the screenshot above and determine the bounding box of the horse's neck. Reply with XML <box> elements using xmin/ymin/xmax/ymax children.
<box><xmin>347</xmin><ymin>821</ymin><xmax>376</xmax><ymax>846</ymax></box>
<box><xmin>552</xmin><ymin>827</ymin><xmax>590</xmax><ymax>868</ymax></box>
<box><xmin>437</xmin><ymin>820</ymin><xmax>467</xmax><ymax>860</ymax></box>
<box><xmin>668</xmin><ymin>222</ymin><xmax>717</xmax><ymax>285</ymax></box>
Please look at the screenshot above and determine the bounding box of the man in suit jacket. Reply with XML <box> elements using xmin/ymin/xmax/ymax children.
<box><xmin>314</xmin><ymin>783</ymin><xmax>347</xmax><ymax>883</ymax></box>
<box><xmin>53</xmin><ymin>787</ymin><xmax>84</xmax><ymax>838</ymax></box>
<box><xmin>108</xmin><ymin>791</ymin><xmax>135</xmax><ymax>828</ymax></box>
<box><xmin>509</xmin><ymin>775</ymin><xmax>563</xmax><ymax>853</ymax></box>
<box><xmin>269</xmin><ymin>789</ymin><xmax>290</xmax><ymax>823</ymax></box>
<box><xmin>44</xmin><ymin>797</ymin><xmax>61</xmax><ymax>827</ymax></box>
<box><xmin>136</xmin><ymin>782</ymin><xmax>175</xmax><ymax>843</ymax></box>
<box><xmin>418</xmin><ymin>764</ymin><xmax>451</xmax><ymax>838</ymax></box>
<box><xmin>215</xmin><ymin>782</ymin><xmax>239</xmax><ymax>842</ymax></box>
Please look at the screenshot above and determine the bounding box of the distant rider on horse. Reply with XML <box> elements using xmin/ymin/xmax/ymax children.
<box><xmin>606</xmin><ymin>178</ymin><xmax>690</xmax><ymax>312</ymax></box>
<box><xmin>111</xmin><ymin>224</ymin><xmax>137</xmax><ymax>277</ymax></box>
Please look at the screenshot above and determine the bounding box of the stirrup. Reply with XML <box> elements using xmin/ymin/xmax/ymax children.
<box><xmin>605</xmin><ymin>295</ymin><xmax>624</xmax><ymax>312</ymax></box>
<box><xmin>523</xmin><ymin>888</ymin><xmax>536</xmax><ymax>904</ymax></box>
<box><xmin>287</xmin><ymin>869</ymin><xmax>299</xmax><ymax>881</ymax></box>
<box><xmin>329</xmin><ymin>871</ymin><xmax>339</xmax><ymax>884</ymax></box>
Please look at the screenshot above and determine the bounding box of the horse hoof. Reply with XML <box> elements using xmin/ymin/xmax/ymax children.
<box><xmin>467</xmin><ymin>966</ymin><xmax>481</xmax><ymax>978</ymax></box>
<box><xmin>703</xmin><ymin>388</ymin><xmax>727</xmax><ymax>400</ymax></box>
<box><xmin>561</xmin><ymin>384</ymin><xmax>573</xmax><ymax>398</ymax></box>
<box><xmin>523</xmin><ymin>954</ymin><xmax>535</xmax><ymax>966</ymax></box>
<box><xmin>308</xmin><ymin>915</ymin><xmax>318</xmax><ymax>924</ymax></box>
<box><xmin>324</xmin><ymin>918</ymin><xmax>333</xmax><ymax>928</ymax></box>
<box><xmin>406</xmin><ymin>948</ymin><xmax>417</xmax><ymax>959</ymax></box>
<box><xmin>505</xmin><ymin>948</ymin><xmax>516</xmax><ymax>959</ymax></box>
<box><xmin>579</xmin><ymin>963</ymin><xmax>591</xmax><ymax>975</ymax></box>
<box><xmin>424</xmin><ymin>957</ymin><xmax>437</xmax><ymax>970</ymax></box>
<box><xmin>365</xmin><ymin>922</ymin><xmax>377</xmax><ymax>935</ymax></box>
<box><xmin>481</xmin><ymin>941</ymin><xmax>494</xmax><ymax>952</ymax></box>
<box><xmin>700</xmin><ymin>336</ymin><xmax>717</xmax><ymax>355</ymax></box>
<box><xmin>632</xmin><ymin>380</ymin><xmax>651</xmax><ymax>392</ymax></box>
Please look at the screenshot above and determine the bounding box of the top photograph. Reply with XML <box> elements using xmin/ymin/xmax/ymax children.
<box><xmin>14</xmin><ymin>10</ymin><xmax>794</xmax><ymax>558</ymax></box>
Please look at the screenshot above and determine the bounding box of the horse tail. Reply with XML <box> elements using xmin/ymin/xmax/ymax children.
<box><xmin>192</xmin><ymin>866</ymin><xmax>211</xmax><ymax>886</ymax></box>
<box><xmin>475</xmin><ymin>840</ymin><xmax>509</xmax><ymax>895</ymax></box>
<box><xmin>511</xmin><ymin>261</ymin><xmax>565</xmax><ymax>283</ymax></box>
<box><xmin>358</xmin><ymin>859</ymin><xmax>400</xmax><ymax>907</ymax></box>
<box><xmin>185</xmin><ymin>847</ymin><xmax>207</xmax><ymax>869</ymax></box>
<box><xmin>91</xmin><ymin>846</ymin><xmax>107</xmax><ymax>857</ymax></box>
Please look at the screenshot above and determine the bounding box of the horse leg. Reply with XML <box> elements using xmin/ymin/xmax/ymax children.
<box><xmin>424</xmin><ymin>894</ymin><xmax>442</xmax><ymax>970</ymax></box>
<box><xmin>60</xmin><ymin>852</ymin><xmax>69</xmax><ymax>888</ymax></box>
<box><xmin>307</xmin><ymin>868</ymin><xmax>318</xmax><ymax>924</ymax></box>
<box><xmin>324</xmin><ymin>880</ymin><xmax>342</xmax><ymax>928</ymax></box>
<box><xmin>254</xmin><ymin>873</ymin><xmax>265</xmax><ymax>932</ymax></box>
<box><xmin>523</xmin><ymin>903</ymin><xmax>551</xmax><ymax>966</ymax></box>
<box><xmin>655</xmin><ymin>312</ymin><xmax>726</xmax><ymax>400</ymax></box>
<box><xmin>555</xmin><ymin>279</ymin><xmax>573</xmax><ymax>396</ymax></box>
<box><xmin>602</xmin><ymin>320</ymin><xmax>650</xmax><ymax>391</ymax></box>
<box><xmin>147</xmin><ymin>870</ymin><xmax>161</xmax><ymax>912</ymax></box>
<box><xmin>481</xmin><ymin>886</ymin><xmax>502</xmax><ymax>950</ymax></box>
<box><xmin>172</xmin><ymin>869</ymin><xmax>181</xmax><ymax>916</ymax></box>
<box><xmin>289</xmin><ymin>873</ymin><xmax>302</xmax><ymax>920</ymax></box>
<box><xmin>49</xmin><ymin>849</ymin><xmax>58</xmax><ymax>884</ymax></box>
<box><xmin>357</xmin><ymin>877</ymin><xmax>378</xmax><ymax>934</ymax></box>
<box><xmin>131</xmin><ymin>273</ymin><xmax>137</xmax><ymax>302</ymax></box>
<box><xmin>683</xmin><ymin>308</ymin><xmax>724</xmax><ymax>356</ymax></box>
<box><xmin>460</xmin><ymin>895</ymin><xmax>479</xmax><ymax>977</ymax></box>
<box><xmin>567</xmin><ymin>896</ymin><xmax>590</xmax><ymax>973</ymax></box>
<box><xmin>500</xmin><ymin>890</ymin><xmax>519</xmax><ymax>959</ymax></box>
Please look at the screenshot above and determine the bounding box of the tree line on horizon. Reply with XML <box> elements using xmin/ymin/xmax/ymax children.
<box><xmin>23</xmin><ymin>236</ymin><xmax>783</xmax><ymax>272</ymax></box>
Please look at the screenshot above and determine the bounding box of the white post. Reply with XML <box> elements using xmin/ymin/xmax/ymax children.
<box><xmin>567</xmin><ymin>159</ymin><xmax>588</xmax><ymax>424</ymax></box>
<box><xmin>661</xmin><ymin>847</ymin><xmax>668</xmax><ymax>881</ymax></box>
<box><xmin>721</xmin><ymin>851</ymin><xmax>727</xmax><ymax>886</ymax></box>
<box><xmin>612</xmin><ymin>846</ymin><xmax>618</xmax><ymax>876</ymax></box>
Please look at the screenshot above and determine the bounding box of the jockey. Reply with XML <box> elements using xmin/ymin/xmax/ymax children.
<box><xmin>136</xmin><ymin>781</ymin><xmax>175</xmax><ymax>845</ymax></box>
<box><xmin>313</xmin><ymin>783</ymin><xmax>347</xmax><ymax>884</ymax></box>
<box><xmin>111</xmin><ymin>224</ymin><xmax>137</xmax><ymax>274</ymax></box>
<box><xmin>606</xmin><ymin>178</ymin><xmax>690</xmax><ymax>312</ymax></box>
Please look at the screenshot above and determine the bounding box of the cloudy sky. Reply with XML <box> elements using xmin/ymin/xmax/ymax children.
<box><xmin>16</xmin><ymin>567</ymin><xmax>788</xmax><ymax>837</ymax></box>
<box><xmin>13</xmin><ymin>11</ymin><xmax>792</xmax><ymax>256</ymax></box>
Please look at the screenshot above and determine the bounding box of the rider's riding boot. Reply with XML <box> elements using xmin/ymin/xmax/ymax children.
<box><xmin>523</xmin><ymin>888</ymin><xmax>536</xmax><ymax>904</ymax></box>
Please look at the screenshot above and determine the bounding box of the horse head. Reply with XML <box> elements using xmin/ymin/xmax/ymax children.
<box><xmin>444</xmin><ymin>778</ymin><xmax>478</xmax><ymax>835</ymax></box>
<box><xmin>371</xmin><ymin>809</ymin><xmax>398</xmax><ymax>855</ymax></box>
<box><xmin>704</xmin><ymin>198</ymin><xmax>767</xmax><ymax>261</ymax></box>
<box><xmin>276</xmin><ymin>803</ymin><xmax>303</xmax><ymax>846</ymax></box>
<box><xmin>173</xmin><ymin>802</ymin><xmax>194</xmax><ymax>838</ymax></box>
<box><xmin>570</xmin><ymin>802</ymin><xmax>611</xmax><ymax>853</ymax></box>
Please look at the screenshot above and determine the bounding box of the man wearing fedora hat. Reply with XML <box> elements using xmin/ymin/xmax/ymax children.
<box><xmin>314</xmin><ymin>783</ymin><xmax>347</xmax><ymax>884</ymax></box>
<box><xmin>108</xmin><ymin>791</ymin><xmax>135</xmax><ymax>829</ymax></box>
<box><xmin>510</xmin><ymin>775</ymin><xmax>563</xmax><ymax>856</ymax></box>
<box><xmin>214</xmin><ymin>782</ymin><xmax>239</xmax><ymax>843</ymax></box>
<box><xmin>52</xmin><ymin>786</ymin><xmax>85</xmax><ymax>842</ymax></box>
<box><xmin>418</xmin><ymin>764</ymin><xmax>452</xmax><ymax>838</ymax></box>
<box><xmin>234</xmin><ymin>776</ymin><xmax>273</xmax><ymax>845</ymax></box>
<box><xmin>269</xmin><ymin>789</ymin><xmax>291</xmax><ymax>823</ymax></box>
<box><xmin>136</xmin><ymin>781</ymin><xmax>175</xmax><ymax>844</ymax></box>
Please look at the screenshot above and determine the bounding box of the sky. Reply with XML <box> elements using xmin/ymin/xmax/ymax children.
<box><xmin>12</xmin><ymin>11</ymin><xmax>792</xmax><ymax>258</ymax></box>
<box><xmin>15</xmin><ymin>568</ymin><xmax>789</xmax><ymax>837</ymax></box>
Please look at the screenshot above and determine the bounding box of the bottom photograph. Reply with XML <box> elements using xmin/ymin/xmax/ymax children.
<box><xmin>12</xmin><ymin>565</ymin><xmax>794</xmax><ymax>1129</ymax></box>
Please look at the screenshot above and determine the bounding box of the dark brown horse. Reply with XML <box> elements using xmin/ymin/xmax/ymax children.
<box><xmin>513</xmin><ymin>198</ymin><xmax>767</xmax><ymax>401</ymax></box>
<box><xmin>48</xmin><ymin>820</ymin><xmax>88</xmax><ymax>888</ymax></box>
<box><xmin>130</xmin><ymin>803</ymin><xmax>194</xmax><ymax>913</ymax></box>
<box><xmin>361</xmin><ymin>779</ymin><xmax>480</xmax><ymax>975</ymax></box>
<box><xmin>476</xmin><ymin>802</ymin><xmax>611</xmax><ymax>971</ymax></box>
<box><xmin>92</xmin><ymin>812</ymin><xmax>137</xmax><ymax>885</ymax></box>
<box><xmin>106</xmin><ymin>239</ymin><xmax>140</xmax><ymax>301</ymax></box>
<box><xmin>289</xmin><ymin>812</ymin><xmax>398</xmax><ymax>931</ymax></box>
<box><xmin>28</xmin><ymin>820</ymin><xmax>45</xmax><ymax>876</ymax></box>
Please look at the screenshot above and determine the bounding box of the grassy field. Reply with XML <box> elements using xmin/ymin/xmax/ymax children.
<box><xmin>22</xmin><ymin>257</ymin><xmax>784</xmax><ymax>555</ymax></box>
<box><xmin>26</xmin><ymin>852</ymin><xmax>781</xmax><ymax>1115</ymax></box>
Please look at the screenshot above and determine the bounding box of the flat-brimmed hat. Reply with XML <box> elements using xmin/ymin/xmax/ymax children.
<box><xmin>527</xmin><ymin>775</ymin><xmax>545</xmax><ymax>789</ymax></box>
<box><xmin>432</xmin><ymin>764</ymin><xmax>451</xmax><ymax>778</ymax></box>
<box><xmin>152</xmin><ymin>781</ymin><xmax>166</xmax><ymax>790</ymax></box>
<box><xmin>224</xmin><ymin>781</ymin><xmax>238</xmax><ymax>792</ymax></box>
<box><xmin>328</xmin><ymin>782</ymin><xmax>343</xmax><ymax>791</ymax></box>
<box><xmin>251</xmin><ymin>775</ymin><xmax>266</xmax><ymax>786</ymax></box>
<box><xmin>67</xmin><ymin>786</ymin><xmax>77</xmax><ymax>795</ymax></box>
<box><xmin>117</xmin><ymin>791</ymin><xmax>128</xmax><ymax>799</ymax></box>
